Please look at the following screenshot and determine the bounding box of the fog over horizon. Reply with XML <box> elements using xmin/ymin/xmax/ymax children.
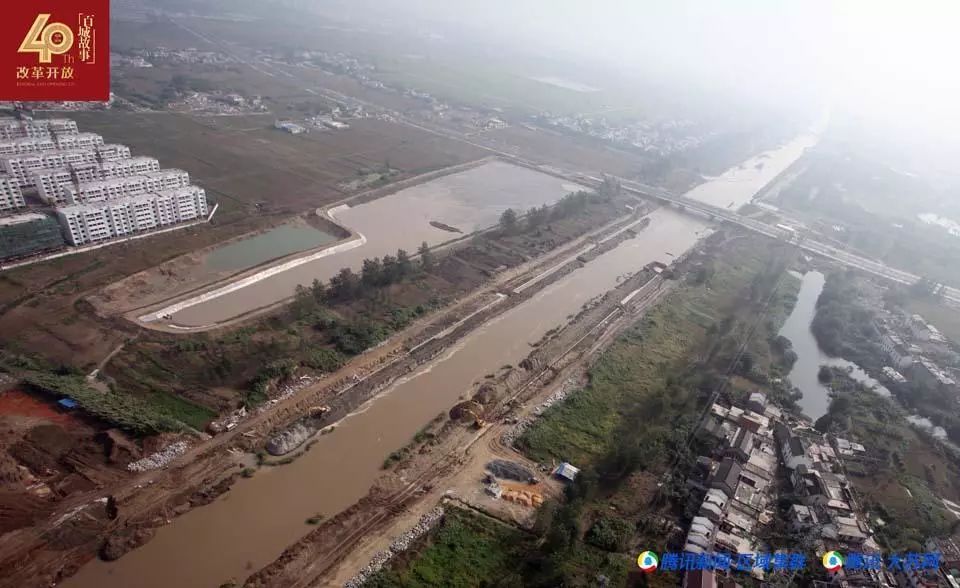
<box><xmin>307</xmin><ymin>0</ymin><xmax>960</xmax><ymax>143</ymax></box>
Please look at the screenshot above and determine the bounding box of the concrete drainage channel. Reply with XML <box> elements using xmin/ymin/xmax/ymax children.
<box><xmin>343</xmin><ymin>506</ymin><xmax>445</xmax><ymax>587</ymax></box>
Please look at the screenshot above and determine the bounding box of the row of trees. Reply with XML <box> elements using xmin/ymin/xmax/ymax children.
<box><xmin>294</xmin><ymin>242</ymin><xmax>436</xmax><ymax>315</ymax></box>
<box><xmin>498</xmin><ymin>191</ymin><xmax>594</xmax><ymax>235</ymax></box>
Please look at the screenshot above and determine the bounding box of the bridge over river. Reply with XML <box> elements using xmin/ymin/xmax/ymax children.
<box><xmin>568</xmin><ymin>173</ymin><xmax>960</xmax><ymax>306</ymax></box>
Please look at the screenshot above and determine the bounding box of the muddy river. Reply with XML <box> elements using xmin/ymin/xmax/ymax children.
<box><xmin>65</xmin><ymin>135</ymin><xmax>814</xmax><ymax>588</ymax></box>
<box><xmin>158</xmin><ymin>161</ymin><xmax>587</xmax><ymax>327</ymax></box>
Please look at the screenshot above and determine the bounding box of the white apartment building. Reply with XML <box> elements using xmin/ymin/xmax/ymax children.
<box><xmin>99</xmin><ymin>156</ymin><xmax>160</xmax><ymax>179</ymax></box>
<box><xmin>164</xmin><ymin>185</ymin><xmax>208</xmax><ymax>222</ymax></box>
<box><xmin>64</xmin><ymin>178</ymin><xmax>135</xmax><ymax>203</ymax></box>
<box><xmin>56</xmin><ymin>186</ymin><xmax>208</xmax><ymax>245</ymax></box>
<box><xmin>95</xmin><ymin>143</ymin><xmax>131</xmax><ymax>161</ymax></box>
<box><xmin>70</xmin><ymin>163</ymin><xmax>102</xmax><ymax>183</ymax></box>
<box><xmin>0</xmin><ymin>137</ymin><xmax>57</xmax><ymax>155</ymax></box>
<box><xmin>63</xmin><ymin>169</ymin><xmax>189</xmax><ymax>203</ymax></box>
<box><xmin>145</xmin><ymin>169</ymin><xmax>190</xmax><ymax>191</ymax></box>
<box><xmin>0</xmin><ymin>118</ymin><xmax>78</xmax><ymax>140</ymax></box>
<box><xmin>880</xmin><ymin>332</ymin><xmax>914</xmax><ymax>370</ymax></box>
<box><xmin>31</xmin><ymin>168</ymin><xmax>74</xmax><ymax>205</ymax></box>
<box><xmin>45</xmin><ymin>119</ymin><xmax>80</xmax><ymax>136</ymax></box>
<box><xmin>0</xmin><ymin>176</ymin><xmax>25</xmax><ymax>211</ymax></box>
<box><xmin>54</xmin><ymin>132</ymin><xmax>104</xmax><ymax>151</ymax></box>
<box><xmin>2</xmin><ymin>148</ymin><xmax>99</xmax><ymax>186</ymax></box>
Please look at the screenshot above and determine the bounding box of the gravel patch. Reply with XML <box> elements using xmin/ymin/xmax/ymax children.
<box><xmin>486</xmin><ymin>459</ymin><xmax>534</xmax><ymax>482</ymax></box>
<box><xmin>126</xmin><ymin>440</ymin><xmax>188</xmax><ymax>472</ymax></box>
<box><xmin>344</xmin><ymin>506</ymin><xmax>444</xmax><ymax>587</ymax></box>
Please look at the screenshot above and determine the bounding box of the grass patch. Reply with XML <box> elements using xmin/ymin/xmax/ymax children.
<box><xmin>367</xmin><ymin>507</ymin><xmax>531</xmax><ymax>587</ymax></box>
<box><xmin>520</xmin><ymin>237</ymin><xmax>790</xmax><ymax>466</ymax></box>
<box><xmin>144</xmin><ymin>390</ymin><xmax>216</xmax><ymax>431</ymax></box>
<box><xmin>22</xmin><ymin>372</ymin><xmax>199</xmax><ymax>435</ymax></box>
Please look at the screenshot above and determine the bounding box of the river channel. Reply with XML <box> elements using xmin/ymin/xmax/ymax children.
<box><xmin>65</xmin><ymin>135</ymin><xmax>815</xmax><ymax>588</ymax></box>
<box><xmin>779</xmin><ymin>271</ymin><xmax>890</xmax><ymax>420</ymax></box>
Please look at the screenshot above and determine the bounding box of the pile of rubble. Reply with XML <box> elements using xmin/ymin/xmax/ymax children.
<box><xmin>126</xmin><ymin>440</ymin><xmax>188</xmax><ymax>472</ymax></box>
<box><xmin>501</xmin><ymin>377</ymin><xmax>579</xmax><ymax>447</ymax></box>
<box><xmin>266</xmin><ymin>422</ymin><xmax>316</xmax><ymax>456</ymax></box>
<box><xmin>254</xmin><ymin>375</ymin><xmax>317</xmax><ymax>416</ymax></box>
<box><xmin>343</xmin><ymin>506</ymin><xmax>444</xmax><ymax>587</ymax></box>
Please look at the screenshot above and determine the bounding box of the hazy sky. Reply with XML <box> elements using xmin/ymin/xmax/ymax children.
<box><xmin>334</xmin><ymin>0</ymin><xmax>960</xmax><ymax>135</ymax></box>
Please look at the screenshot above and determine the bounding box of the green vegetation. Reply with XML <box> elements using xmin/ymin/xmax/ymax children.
<box><xmin>142</xmin><ymin>389</ymin><xmax>218</xmax><ymax>430</ymax></box>
<box><xmin>501</xmin><ymin>191</ymin><xmax>600</xmax><ymax>237</ymax></box>
<box><xmin>381</xmin><ymin>235</ymin><xmax>800</xmax><ymax>586</ymax></box>
<box><xmin>367</xmin><ymin>508</ymin><xmax>536</xmax><ymax>587</ymax></box>
<box><xmin>520</xmin><ymin>238</ymin><xmax>796</xmax><ymax>465</ymax></box>
<box><xmin>813</xmin><ymin>272</ymin><xmax>960</xmax><ymax>445</ymax></box>
<box><xmin>585</xmin><ymin>516</ymin><xmax>634</xmax><ymax>552</ymax></box>
<box><xmin>811</xmin><ymin>270</ymin><xmax>884</xmax><ymax>370</ymax></box>
<box><xmin>22</xmin><ymin>372</ymin><xmax>212</xmax><ymax>434</ymax></box>
<box><xmin>498</xmin><ymin>208</ymin><xmax>518</xmax><ymax>234</ymax></box>
<box><xmin>305</xmin><ymin>513</ymin><xmax>324</xmax><ymax>525</ymax></box>
<box><xmin>302</xmin><ymin>347</ymin><xmax>346</xmax><ymax>372</ymax></box>
<box><xmin>815</xmin><ymin>369</ymin><xmax>959</xmax><ymax>550</ymax></box>
<box><xmin>246</xmin><ymin>358</ymin><xmax>298</xmax><ymax>408</ymax></box>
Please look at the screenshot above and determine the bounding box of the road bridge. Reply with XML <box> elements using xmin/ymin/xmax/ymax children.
<box><xmin>571</xmin><ymin>173</ymin><xmax>960</xmax><ymax>305</ymax></box>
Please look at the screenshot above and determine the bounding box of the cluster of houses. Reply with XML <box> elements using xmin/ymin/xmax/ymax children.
<box><xmin>681</xmin><ymin>389</ymin><xmax>960</xmax><ymax>587</ymax></box>
<box><xmin>879</xmin><ymin>313</ymin><xmax>957</xmax><ymax>394</ymax></box>
<box><xmin>533</xmin><ymin>114</ymin><xmax>712</xmax><ymax>157</ymax></box>
<box><xmin>686</xmin><ymin>392</ymin><xmax>787</xmax><ymax>575</ymax></box>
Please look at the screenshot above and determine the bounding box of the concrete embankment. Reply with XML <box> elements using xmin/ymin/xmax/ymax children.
<box><xmin>137</xmin><ymin>230</ymin><xmax>366</xmax><ymax>325</ymax></box>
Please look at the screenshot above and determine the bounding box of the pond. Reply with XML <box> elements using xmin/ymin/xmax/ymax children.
<box><xmin>204</xmin><ymin>224</ymin><xmax>340</xmax><ymax>273</ymax></box>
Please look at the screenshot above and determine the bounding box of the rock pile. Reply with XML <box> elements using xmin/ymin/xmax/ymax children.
<box><xmin>344</xmin><ymin>506</ymin><xmax>444</xmax><ymax>587</ymax></box>
<box><xmin>265</xmin><ymin>422</ymin><xmax>315</xmax><ymax>456</ymax></box>
<box><xmin>126</xmin><ymin>440</ymin><xmax>188</xmax><ymax>472</ymax></box>
<box><xmin>486</xmin><ymin>459</ymin><xmax>534</xmax><ymax>482</ymax></box>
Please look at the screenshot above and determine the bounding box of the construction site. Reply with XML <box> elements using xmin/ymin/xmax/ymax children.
<box><xmin>0</xmin><ymin>115</ymin><xmax>818</xmax><ymax>587</ymax></box>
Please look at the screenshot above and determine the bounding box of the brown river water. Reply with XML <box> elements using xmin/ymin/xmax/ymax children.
<box><xmin>163</xmin><ymin>161</ymin><xmax>587</xmax><ymax>327</ymax></box>
<box><xmin>65</xmin><ymin>134</ymin><xmax>815</xmax><ymax>588</ymax></box>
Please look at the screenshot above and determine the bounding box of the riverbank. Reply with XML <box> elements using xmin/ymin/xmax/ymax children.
<box><xmin>4</xmin><ymin>193</ymin><xmax>647</xmax><ymax>588</ymax></box>
<box><xmin>348</xmin><ymin>232</ymin><xmax>803</xmax><ymax>587</ymax></box>
<box><xmin>9</xmin><ymin>136</ymin><xmax>814</xmax><ymax>588</ymax></box>
<box><xmin>779</xmin><ymin>271</ymin><xmax>890</xmax><ymax>420</ymax></box>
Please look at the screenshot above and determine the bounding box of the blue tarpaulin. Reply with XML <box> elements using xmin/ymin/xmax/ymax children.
<box><xmin>58</xmin><ymin>398</ymin><xmax>78</xmax><ymax>409</ymax></box>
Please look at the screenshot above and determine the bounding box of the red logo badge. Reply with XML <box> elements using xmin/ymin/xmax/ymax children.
<box><xmin>0</xmin><ymin>0</ymin><xmax>110</xmax><ymax>101</ymax></box>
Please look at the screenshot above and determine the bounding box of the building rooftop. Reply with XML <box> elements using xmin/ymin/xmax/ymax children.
<box><xmin>712</xmin><ymin>458</ymin><xmax>742</xmax><ymax>490</ymax></box>
<box><xmin>553</xmin><ymin>462</ymin><xmax>580</xmax><ymax>481</ymax></box>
